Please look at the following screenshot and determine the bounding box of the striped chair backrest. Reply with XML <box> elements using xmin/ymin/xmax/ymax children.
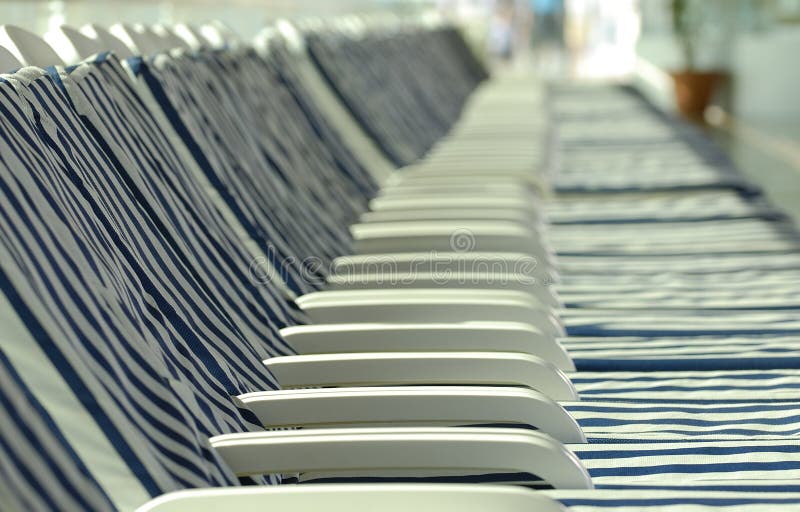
<box><xmin>0</xmin><ymin>342</ymin><xmax>114</xmax><ymax>511</ymax></box>
<box><xmin>305</xmin><ymin>27</ymin><xmax>484</xmax><ymax>166</ymax></box>
<box><xmin>64</xmin><ymin>54</ymin><xmax>302</xmax><ymax>330</ymax></box>
<box><xmin>0</xmin><ymin>67</ymin><xmax>297</xmax><ymax>509</ymax></box>
<box><xmin>137</xmin><ymin>50</ymin><xmax>361</xmax><ymax>279</ymax></box>
<box><xmin>139</xmin><ymin>51</ymin><xmax>350</xmax><ymax>294</ymax></box>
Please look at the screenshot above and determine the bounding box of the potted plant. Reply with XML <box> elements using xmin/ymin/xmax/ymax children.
<box><xmin>670</xmin><ymin>0</ymin><xmax>727</xmax><ymax>121</ymax></box>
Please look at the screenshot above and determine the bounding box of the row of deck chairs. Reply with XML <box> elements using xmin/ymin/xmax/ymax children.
<box><xmin>0</xmin><ymin>16</ymin><xmax>799</xmax><ymax>512</ymax></box>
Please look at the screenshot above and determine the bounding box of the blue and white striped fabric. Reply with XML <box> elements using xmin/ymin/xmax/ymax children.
<box><xmin>563</xmin><ymin>311</ymin><xmax>800</xmax><ymax>338</ymax></box>
<box><xmin>306</xmin><ymin>28</ymin><xmax>483</xmax><ymax>166</ymax></box>
<box><xmin>14</xmin><ymin>66</ymin><xmax>292</xmax><ymax>373</ymax></box>
<box><xmin>0</xmin><ymin>116</ymin><xmax>237</xmax><ymax>509</ymax></box>
<box><xmin>546</xmin><ymin>490</ymin><xmax>800</xmax><ymax>510</ymax></box>
<box><xmin>569</xmin><ymin>439</ymin><xmax>800</xmax><ymax>491</ymax></box>
<box><xmin>0</xmin><ymin>347</ymin><xmax>114</xmax><ymax>511</ymax></box>
<box><xmin>549</xmin><ymin>219</ymin><xmax>799</xmax><ymax>257</ymax></box>
<box><xmin>557</xmin><ymin>269</ymin><xmax>800</xmax><ymax>288</ymax></box>
<box><xmin>565</xmin><ymin>400</ymin><xmax>800</xmax><ymax>439</ymax></box>
<box><xmin>572</xmin><ymin>369</ymin><xmax>800</xmax><ymax>401</ymax></box>
<box><xmin>565</xmin><ymin>336</ymin><xmax>800</xmax><ymax>371</ymax></box>
<box><xmin>562</xmin><ymin>288</ymin><xmax>800</xmax><ymax>311</ymax></box>
<box><xmin>551</xmin><ymin>90</ymin><xmax>756</xmax><ymax>195</ymax></box>
<box><xmin>268</xmin><ymin>42</ymin><xmax>381</xmax><ymax>199</ymax></box>
<box><xmin>136</xmin><ymin>49</ymin><xmax>358</xmax><ymax>293</ymax></box>
<box><xmin>0</xmin><ymin>67</ymin><xmax>299</xmax><ymax>508</ymax></box>
<box><xmin>556</xmin><ymin>253</ymin><xmax>800</xmax><ymax>275</ymax></box>
<box><xmin>63</xmin><ymin>53</ymin><xmax>302</xmax><ymax>329</ymax></box>
<box><xmin>546</xmin><ymin>191</ymin><xmax>780</xmax><ymax>224</ymax></box>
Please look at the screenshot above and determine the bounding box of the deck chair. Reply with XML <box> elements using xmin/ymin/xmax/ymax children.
<box><xmin>0</xmin><ymin>281</ymin><xmax>577</xmax><ymax>511</ymax></box>
<box><xmin>0</xmin><ymin>35</ymin><xmax>597</xmax><ymax>500</ymax></box>
<box><xmin>36</xmin><ymin>22</ymin><xmax>800</xmax><ymax>403</ymax></box>
<box><xmin>56</xmin><ymin>25</ymin><xmax>569</xmax><ymax>362</ymax></box>
<box><xmin>1</xmin><ymin>19</ymin><xmax>792</xmax><ymax>420</ymax></box>
<box><xmin>0</xmin><ymin>24</ymin><xmax>579</xmax><ymax>413</ymax></box>
<box><xmin>15</xmin><ymin>23</ymin><xmax>573</xmax><ymax>384</ymax></box>
<box><xmin>56</xmin><ymin>23</ymin><xmax>800</xmax><ymax>372</ymax></box>
<box><xmin>131</xmin><ymin>31</ymin><xmax>562</xmax><ymax>298</ymax></box>
<box><xmin>256</xmin><ymin>24</ymin><xmax>560</xmax><ymax>294</ymax></box>
<box><xmin>137</xmin><ymin>30</ymin><xmax>800</xmax><ymax>342</ymax></box>
<box><xmin>0</xmin><ymin>32</ymin><xmax>595</xmax><ymax>496</ymax></box>
<box><xmin>0</xmin><ymin>39</ymin><xmax>593</xmax><ymax>511</ymax></box>
<box><xmin>29</xmin><ymin>24</ymin><xmax>800</xmax><ymax>410</ymax></box>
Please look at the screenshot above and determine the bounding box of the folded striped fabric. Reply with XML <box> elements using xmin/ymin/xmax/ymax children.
<box><xmin>545</xmin><ymin>490</ymin><xmax>800</xmax><ymax>510</ymax></box>
<box><xmin>566</xmin><ymin>336</ymin><xmax>800</xmax><ymax>371</ymax></box>
<box><xmin>564</xmin><ymin>312</ymin><xmax>800</xmax><ymax>338</ymax></box>
<box><xmin>566</xmin><ymin>400</ymin><xmax>800</xmax><ymax>439</ymax></box>
<box><xmin>547</xmin><ymin>191</ymin><xmax>780</xmax><ymax>224</ymax></box>
<box><xmin>572</xmin><ymin>439</ymin><xmax>800</xmax><ymax>490</ymax></box>
<box><xmin>572</xmin><ymin>369</ymin><xmax>800</xmax><ymax>400</ymax></box>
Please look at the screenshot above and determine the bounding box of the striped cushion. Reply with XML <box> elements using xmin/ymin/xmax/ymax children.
<box><xmin>566</xmin><ymin>400</ymin><xmax>800</xmax><ymax>439</ymax></box>
<box><xmin>547</xmin><ymin>191</ymin><xmax>778</xmax><ymax>224</ymax></box>
<box><xmin>571</xmin><ymin>439</ymin><xmax>800</xmax><ymax>490</ymax></box>
<box><xmin>567</xmin><ymin>336</ymin><xmax>800</xmax><ymax>371</ymax></box>
<box><xmin>564</xmin><ymin>311</ymin><xmax>800</xmax><ymax>337</ymax></box>
<box><xmin>545</xmin><ymin>490</ymin><xmax>800</xmax><ymax>510</ymax></box>
<box><xmin>573</xmin><ymin>369</ymin><xmax>800</xmax><ymax>401</ymax></box>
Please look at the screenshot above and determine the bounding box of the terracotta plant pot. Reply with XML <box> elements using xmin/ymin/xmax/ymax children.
<box><xmin>670</xmin><ymin>71</ymin><xmax>726</xmax><ymax>122</ymax></box>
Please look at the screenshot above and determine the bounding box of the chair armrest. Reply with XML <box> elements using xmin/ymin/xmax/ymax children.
<box><xmin>331</xmin><ymin>252</ymin><xmax>560</xmax><ymax>300</ymax></box>
<box><xmin>298</xmin><ymin>288</ymin><xmax>551</xmax><ymax>307</ymax></box>
<box><xmin>323</xmin><ymin>274</ymin><xmax>559</xmax><ymax>307</ymax></box>
<box><xmin>388</xmin><ymin>171</ymin><xmax>540</xmax><ymax>188</ymax></box>
<box><xmin>236</xmin><ymin>386</ymin><xmax>586</xmax><ymax>443</ymax></box>
<box><xmin>388</xmin><ymin>175</ymin><xmax>540</xmax><ymax>193</ymax></box>
<box><xmin>263</xmin><ymin>352</ymin><xmax>578</xmax><ymax>401</ymax></box>
<box><xmin>369</xmin><ymin>196</ymin><xmax>539</xmax><ymax>212</ymax></box>
<box><xmin>297</xmin><ymin>296</ymin><xmax>564</xmax><ymax>337</ymax></box>
<box><xmin>331</xmin><ymin>251</ymin><xmax>554</xmax><ymax>274</ymax></box>
<box><xmin>359</xmin><ymin>208</ymin><xmax>540</xmax><ymax>225</ymax></box>
<box><xmin>350</xmin><ymin>222</ymin><xmax>553</xmax><ymax>262</ymax></box>
<box><xmin>137</xmin><ymin>484</ymin><xmax>568</xmax><ymax>512</ymax></box>
<box><xmin>209</xmin><ymin>427</ymin><xmax>593</xmax><ymax>489</ymax></box>
<box><xmin>379</xmin><ymin>183</ymin><xmax>534</xmax><ymax>199</ymax></box>
<box><xmin>280</xmin><ymin>322</ymin><xmax>574</xmax><ymax>371</ymax></box>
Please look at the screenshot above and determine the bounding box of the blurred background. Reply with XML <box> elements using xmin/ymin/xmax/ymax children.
<box><xmin>3</xmin><ymin>0</ymin><xmax>798</xmax><ymax>215</ymax></box>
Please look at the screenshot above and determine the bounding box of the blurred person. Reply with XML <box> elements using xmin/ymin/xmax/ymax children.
<box><xmin>488</xmin><ymin>0</ymin><xmax>516</xmax><ymax>61</ymax></box>
<box><xmin>563</xmin><ymin>0</ymin><xmax>590</xmax><ymax>77</ymax></box>
<box><xmin>531</xmin><ymin>0</ymin><xmax>566</xmax><ymax>76</ymax></box>
<box><xmin>513</xmin><ymin>0</ymin><xmax>535</xmax><ymax>61</ymax></box>
<box><xmin>531</xmin><ymin>0</ymin><xmax>564</xmax><ymax>48</ymax></box>
<box><xmin>563</xmin><ymin>0</ymin><xmax>639</xmax><ymax>79</ymax></box>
